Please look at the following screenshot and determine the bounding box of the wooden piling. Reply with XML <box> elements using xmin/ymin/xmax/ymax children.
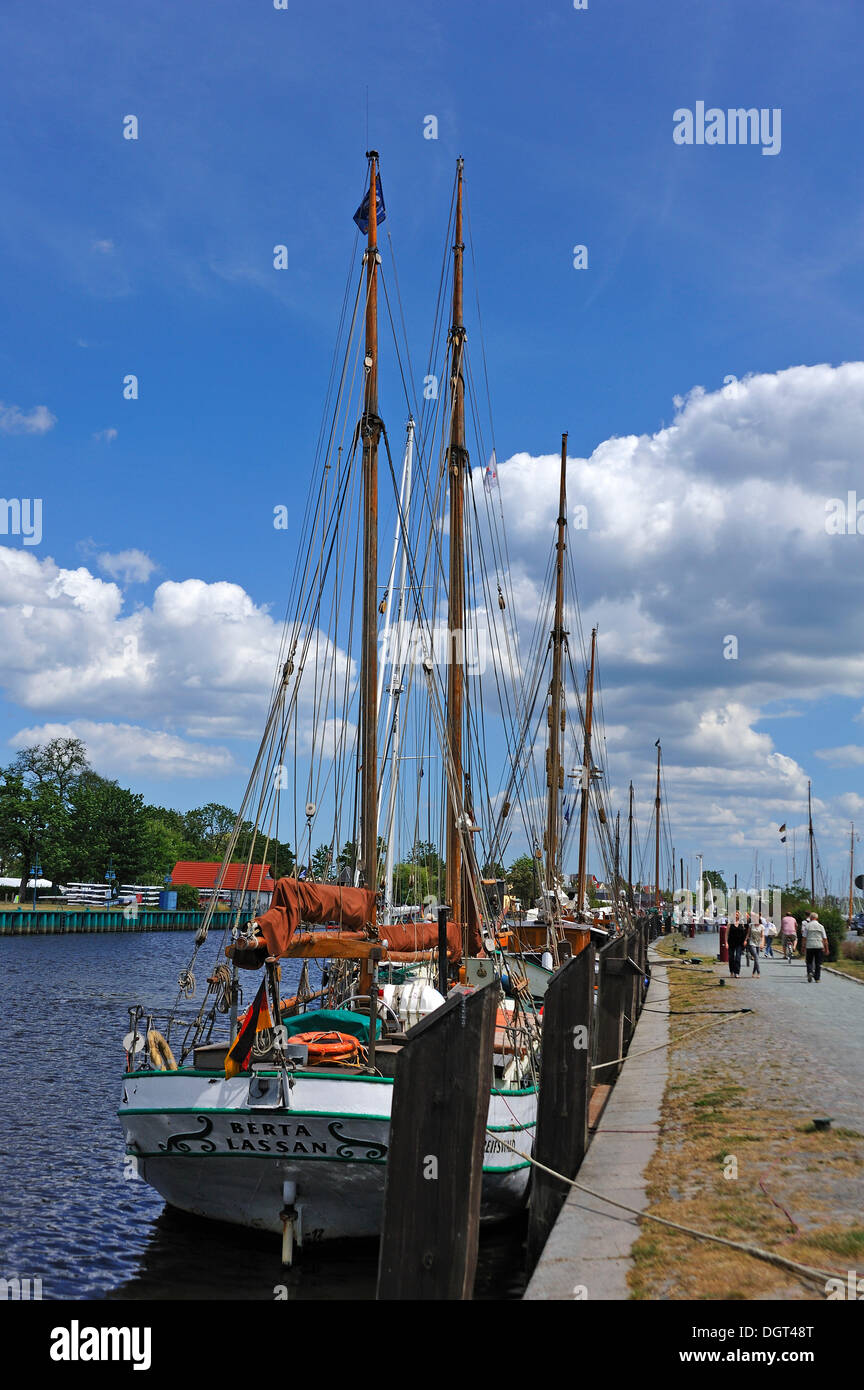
<box><xmin>526</xmin><ymin>945</ymin><xmax>595</xmax><ymax>1273</ymax></box>
<box><xmin>376</xmin><ymin>983</ymin><xmax>497</xmax><ymax>1301</ymax></box>
<box><xmin>595</xmin><ymin>934</ymin><xmax>627</xmax><ymax>1083</ymax></box>
<box><xmin>625</xmin><ymin>931</ymin><xmax>641</xmax><ymax>1049</ymax></box>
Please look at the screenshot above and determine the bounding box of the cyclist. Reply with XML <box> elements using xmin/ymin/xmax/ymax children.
<box><xmin>780</xmin><ymin>912</ymin><xmax>798</xmax><ymax>961</ymax></box>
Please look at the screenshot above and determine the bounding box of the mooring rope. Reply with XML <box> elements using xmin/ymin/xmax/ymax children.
<box><xmin>490</xmin><ymin>1132</ymin><xmax>840</xmax><ymax>1292</ymax></box>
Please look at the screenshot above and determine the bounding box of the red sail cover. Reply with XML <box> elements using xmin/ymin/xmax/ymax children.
<box><xmin>254</xmin><ymin>878</ymin><xmax>376</xmax><ymax>958</ymax></box>
<box><xmin>378</xmin><ymin>919</ymin><xmax>464</xmax><ymax>960</ymax></box>
<box><xmin>252</xmin><ymin>877</ymin><xmax>470</xmax><ymax>961</ymax></box>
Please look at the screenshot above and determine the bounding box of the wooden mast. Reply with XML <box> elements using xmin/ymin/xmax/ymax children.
<box><xmin>654</xmin><ymin>741</ymin><xmax>661</xmax><ymax>910</ymax></box>
<box><xmin>445</xmin><ymin>157</ymin><xmax>468</xmax><ymax>930</ymax></box>
<box><xmin>544</xmin><ymin>432</ymin><xmax>568</xmax><ymax>900</ymax></box>
<box><xmin>576</xmin><ymin>627</ymin><xmax>597</xmax><ymax>917</ymax></box>
<box><xmin>627</xmin><ymin>780</ymin><xmax>634</xmax><ymax>908</ymax></box>
<box><xmin>808</xmin><ymin>778</ymin><xmax>816</xmax><ymax>905</ymax></box>
<box><xmin>849</xmin><ymin>823</ymin><xmax>855</xmax><ymax>925</ymax></box>
<box><xmin>360</xmin><ymin>151</ymin><xmax>381</xmax><ymax>895</ymax></box>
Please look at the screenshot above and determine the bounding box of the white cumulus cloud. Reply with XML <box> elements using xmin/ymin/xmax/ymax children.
<box><xmin>0</xmin><ymin>402</ymin><xmax>57</xmax><ymax>435</ymax></box>
<box><xmin>97</xmin><ymin>549</ymin><xmax>156</xmax><ymax>583</ymax></box>
<box><xmin>11</xmin><ymin>721</ymin><xmax>236</xmax><ymax>780</ymax></box>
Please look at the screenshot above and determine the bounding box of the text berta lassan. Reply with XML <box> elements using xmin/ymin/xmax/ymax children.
<box><xmin>673</xmin><ymin>103</ymin><xmax>781</xmax><ymax>156</ymax></box>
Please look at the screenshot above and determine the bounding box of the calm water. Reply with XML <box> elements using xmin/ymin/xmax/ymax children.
<box><xmin>0</xmin><ymin>932</ymin><xmax>526</xmax><ymax>1300</ymax></box>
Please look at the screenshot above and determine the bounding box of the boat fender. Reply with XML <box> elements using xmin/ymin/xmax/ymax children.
<box><xmin>147</xmin><ymin>1028</ymin><xmax>178</xmax><ymax>1072</ymax></box>
<box><xmin>395</xmin><ymin>981</ymin><xmax>445</xmax><ymax>1030</ymax></box>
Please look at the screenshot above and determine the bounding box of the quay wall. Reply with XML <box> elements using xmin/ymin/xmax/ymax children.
<box><xmin>0</xmin><ymin>909</ymin><xmax>206</xmax><ymax>935</ymax></box>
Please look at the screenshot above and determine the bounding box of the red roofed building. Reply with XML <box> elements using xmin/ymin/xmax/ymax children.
<box><xmin>171</xmin><ymin>862</ymin><xmax>275</xmax><ymax>912</ymax></box>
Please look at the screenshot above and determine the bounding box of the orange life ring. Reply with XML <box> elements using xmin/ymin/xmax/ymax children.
<box><xmin>290</xmin><ymin>1030</ymin><xmax>364</xmax><ymax>1063</ymax></box>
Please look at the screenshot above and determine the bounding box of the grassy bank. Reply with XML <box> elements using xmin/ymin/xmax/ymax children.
<box><xmin>629</xmin><ymin>940</ymin><xmax>864</xmax><ymax>1299</ymax></box>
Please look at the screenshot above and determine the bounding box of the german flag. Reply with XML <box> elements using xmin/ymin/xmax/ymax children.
<box><xmin>225</xmin><ymin>979</ymin><xmax>272</xmax><ymax>1078</ymax></box>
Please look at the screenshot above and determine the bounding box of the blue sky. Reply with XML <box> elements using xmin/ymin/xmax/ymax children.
<box><xmin>2</xmin><ymin>0</ymin><xmax>864</xmax><ymax>894</ymax></box>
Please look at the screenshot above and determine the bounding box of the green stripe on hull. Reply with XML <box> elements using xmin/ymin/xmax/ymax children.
<box><xmin>120</xmin><ymin>1107</ymin><xmax>390</xmax><ymax>1121</ymax></box>
<box><xmin>125</xmin><ymin>1068</ymin><xmax>538</xmax><ymax>1097</ymax></box>
<box><xmin>127</xmin><ymin>1147</ymin><xmax>531</xmax><ymax>1174</ymax></box>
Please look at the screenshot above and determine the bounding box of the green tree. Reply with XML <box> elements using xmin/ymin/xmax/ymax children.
<box><xmin>182</xmin><ymin>802</ymin><xmax>237</xmax><ymax>858</ymax></box>
<box><xmin>482</xmin><ymin>860</ymin><xmax>506</xmax><ymax>879</ymax></box>
<box><xmin>507</xmin><ymin>854</ymin><xmax>539</xmax><ymax>906</ymax></box>
<box><xmin>174</xmin><ymin>883</ymin><xmax>200</xmax><ymax>910</ymax></box>
<box><xmin>11</xmin><ymin>737</ymin><xmax>90</xmax><ymax>799</ymax></box>
<box><xmin>336</xmin><ymin>841</ymin><xmax>357</xmax><ymax>876</ymax></box>
<box><xmin>394</xmin><ymin>861</ymin><xmax>430</xmax><ymax>904</ymax></box>
<box><xmin>64</xmin><ymin>772</ymin><xmax>150</xmax><ymax>883</ymax></box>
<box><xmin>139</xmin><ymin>815</ymin><xmax>194</xmax><ymax>881</ymax></box>
<box><xmin>409</xmin><ymin>839</ymin><xmax>441</xmax><ymax>869</ymax></box>
<box><xmin>311</xmin><ymin>843</ymin><xmax>333</xmax><ymax>881</ymax></box>
<box><xmin>0</xmin><ymin>769</ymin><xmax>67</xmax><ymax>894</ymax></box>
<box><xmin>704</xmin><ymin>869</ymin><xmax>727</xmax><ymax>893</ymax></box>
<box><xmin>814</xmin><ymin>903</ymin><xmax>845</xmax><ymax>962</ymax></box>
<box><xmin>0</xmin><ymin>737</ymin><xmax>89</xmax><ymax>893</ymax></box>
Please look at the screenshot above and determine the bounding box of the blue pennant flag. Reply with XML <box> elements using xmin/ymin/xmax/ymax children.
<box><xmin>353</xmin><ymin>173</ymin><xmax>386</xmax><ymax>234</ymax></box>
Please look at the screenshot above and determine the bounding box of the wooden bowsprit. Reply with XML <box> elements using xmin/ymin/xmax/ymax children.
<box><xmin>376</xmin><ymin>984</ymin><xmax>498</xmax><ymax>1300</ymax></box>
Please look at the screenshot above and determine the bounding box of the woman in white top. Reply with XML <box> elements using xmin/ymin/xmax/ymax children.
<box><xmin>745</xmin><ymin>917</ymin><xmax>763</xmax><ymax>976</ymax></box>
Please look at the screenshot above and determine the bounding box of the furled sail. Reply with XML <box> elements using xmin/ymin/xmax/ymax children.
<box><xmin>254</xmin><ymin>877</ymin><xmax>376</xmax><ymax>958</ymax></box>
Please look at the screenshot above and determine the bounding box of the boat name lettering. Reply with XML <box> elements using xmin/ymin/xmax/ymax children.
<box><xmin>226</xmin><ymin>1138</ymin><xmax>328</xmax><ymax>1154</ymax></box>
<box><xmin>229</xmin><ymin>1122</ymin><xmax>312</xmax><ymax>1137</ymax></box>
<box><xmin>484</xmin><ymin>1138</ymin><xmax>511</xmax><ymax>1154</ymax></box>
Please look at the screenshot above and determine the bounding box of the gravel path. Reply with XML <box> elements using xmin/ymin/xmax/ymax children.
<box><xmin>690</xmin><ymin>932</ymin><xmax>863</xmax><ymax>1132</ymax></box>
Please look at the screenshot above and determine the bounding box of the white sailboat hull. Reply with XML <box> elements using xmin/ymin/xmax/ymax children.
<box><xmin>119</xmin><ymin>1067</ymin><xmax>535</xmax><ymax>1243</ymax></box>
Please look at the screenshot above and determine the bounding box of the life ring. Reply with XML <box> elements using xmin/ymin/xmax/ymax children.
<box><xmin>290</xmin><ymin>1031</ymin><xmax>364</xmax><ymax>1063</ymax></box>
<box><xmin>147</xmin><ymin>1028</ymin><xmax>177</xmax><ymax>1072</ymax></box>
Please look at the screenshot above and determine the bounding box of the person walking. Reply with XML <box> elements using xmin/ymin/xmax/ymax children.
<box><xmin>780</xmin><ymin>912</ymin><xmax>799</xmax><ymax>962</ymax></box>
<box><xmin>763</xmin><ymin>918</ymin><xmax>778</xmax><ymax>958</ymax></box>
<box><xmin>803</xmin><ymin>912</ymin><xmax>829</xmax><ymax>982</ymax></box>
<box><xmin>746</xmin><ymin>916</ymin><xmax>763</xmax><ymax>976</ymax></box>
<box><xmin>727</xmin><ymin>914</ymin><xmax>746</xmax><ymax>979</ymax></box>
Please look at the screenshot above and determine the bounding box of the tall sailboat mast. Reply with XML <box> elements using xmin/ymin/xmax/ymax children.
<box><xmin>544</xmin><ymin>432</ymin><xmax>568</xmax><ymax>899</ymax></box>
<box><xmin>576</xmin><ymin>627</ymin><xmax>597</xmax><ymax>916</ymax></box>
<box><xmin>380</xmin><ymin>420</ymin><xmax>415</xmax><ymax>911</ymax></box>
<box><xmin>855</xmin><ymin>817</ymin><xmax>861</xmax><ymax>928</ymax></box>
<box><xmin>360</xmin><ymin>151</ymin><xmax>382</xmax><ymax>894</ymax></box>
<box><xmin>627</xmin><ymin>780</ymin><xmax>634</xmax><ymax>908</ymax></box>
<box><xmin>654</xmin><ymin>741</ymin><xmax>662</xmax><ymax>910</ymax></box>
<box><xmin>445</xmin><ymin>157</ymin><xmax>468</xmax><ymax>929</ymax></box>
<box><xmin>807</xmin><ymin>778</ymin><xmax>816</xmax><ymax>904</ymax></box>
